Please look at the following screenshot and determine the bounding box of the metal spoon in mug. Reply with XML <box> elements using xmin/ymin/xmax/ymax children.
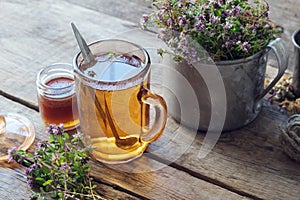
<box><xmin>71</xmin><ymin>22</ymin><xmax>96</xmax><ymax>67</ymax></box>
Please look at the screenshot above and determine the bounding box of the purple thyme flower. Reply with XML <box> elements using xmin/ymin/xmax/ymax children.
<box><xmin>52</xmin><ymin>127</ymin><xmax>59</xmax><ymax>135</ymax></box>
<box><xmin>236</xmin><ymin>32</ymin><xmax>242</xmax><ymax>40</ymax></box>
<box><xmin>7</xmin><ymin>146</ymin><xmax>18</xmax><ymax>163</ymax></box>
<box><xmin>58</xmin><ymin>123</ymin><xmax>64</xmax><ymax>131</ymax></box>
<box><xmin>209</xmin><ymin>16</ymin><xmax>220</xmax><ymax>25</ymax></box>
<box><xmin>46</xmin><ymin>124</ymin><xmax>64</xmax><ymax>135</ymax></box>
<box><xmin>242</xmin><ymin>41</ymin><xmax>251</xmax><ymax>52</ymax></box>
<box><xmin>26</xmin><ymin>178</ymin><xmax>33</xmax><ymax>187</ymax></box>
<box><xmin>223</xmin><ymin>21</ymin><xmax>232</xmax><ymax>30</ymax></box>
<box><xmin>224</xmin><ymin>40</ymin><xmax>235</xmax><ymax>49</ymax></box>
<box><xmin>176</xmin><ymin>1</ymin><xmax>183</xmax><ymax>8</ymax></box>
<box><xmin>141</xmin><ymin>14</ymin><xmax>149</xmax><ymax>24</ymax></box>
<box><xmin>25</xmin><ymin>164</ymin><xmax>36</xmax><ymax>175</ymax></box>
<box><xmin>46</xmin><ymin>124</ymin><xmax>53</xmax><ymax>134</ymax></box>
<box><xmin>166</xmin><ymin>18</ymin><xmax>172</xmax><ymax>26</ymax></box>
<box><xmin>37</xmin><ymin>141</ymin><xmax>43</xmax><ymax>149</ymax></box>
<box><xmin>61</xmin><ymin>163</ymin><xmax>72</xmax><ymax>173</ymax></box>
<box><xmin>222</xmin><ymin>10</ymin><xmax>230</xmax><ymax>17</ymax></box>
<box><xmin>178</xmin><ymin>15</ymin><xmax>187</xmax><ymax>27</ymax></box>
<box><xmin>233</xmin><ymin>6</ymin><xmax>241</xmax><ymax>17</ymax></box>
<box><xmin>195</xmin><ymin>13</ymin><xmax>206</xmax><ymax>32</ymax></box>
<box><xmin>212</xmin><ymin>0</ymin><xmax>222</xmax><ymax>8</ymax></box>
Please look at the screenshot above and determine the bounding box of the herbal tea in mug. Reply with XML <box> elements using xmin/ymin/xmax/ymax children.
<box><xmin>73</xmin><ymin>39</ymin><xmax>167</xmax><ymax>164</ymax></box>
<box><xmin>36</xmin><ymin>63</ymin><xmax>79</xmax><ymax>130</ymax></box>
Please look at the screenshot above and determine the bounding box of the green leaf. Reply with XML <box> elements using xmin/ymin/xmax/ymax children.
<box><xmin>71</xmin><ymin>138</ymin><xmax>78</xmax><ymax>144</ymax></box>
<box><xmin>51</xmin><ymin>190</ymin><xmax>57</xmax><ymax>198</ymax></box>
<box><xmin>214</xmin><ymin>9</ymin><xmax>221</xmax><ymax>16</ymax></box>
<box><xmin>35</xmin><ymin>177</ymin><xmax>45</xmax><ymax>182</ymax></box>
<box><xmin>77</xmin><ymin>151</ymin><xmax>84</xmax><ymax>157</ymax></box>
<box><xmin>49</xmin><ymin>134</ymin><xmax>55</xmax><ymax>143</ymax></box>
<box><xmin>23</xmin><ymin>159</ymin><xmax>32</xmax><ymax>167</ymax></box>
<box><xmin>58</xmin><ymin>192</ymin><xmax>63</xmax><ymax>198</ymax></box>
<box><xmin>42</xmin><ymin>179</ymin><xmax>54</xmax><ymax>186</ymax></box>
<box><xmin>26</xmin><ymin>153</ymin><xmax>34</xmax><ymax>158</ymax></box>
<box><xmin>58</xmin><ymin>137</ymin><xmax>64</xmax><ymax>146</ymax></box>
<box><xmin>63</xmin><ymin>132</ymin><xmax>70</xmax><ymax>140</ymax></box>
<box><xmin>17</xmin><ymin>150</ymin><xmax>25</xmax><ymax>155</ymax></box>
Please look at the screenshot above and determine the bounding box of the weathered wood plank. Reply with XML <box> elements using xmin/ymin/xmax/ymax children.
<box><xmin>0</xmin><ymin>95</ymin><xmax>42</xmax><ymax>200</ymax></box>
<box><xmin>0</xmin><ymin>96</ymin><xmax>139</xmax><ymax>200</ymax></box>
<box><xmin>64</xmin><ymin>0</ymin><xmax>153</xmax><ymax>25</ymax></box>
<box><xmin>148</xmin><ymin>102</ymin><xmax>300</xmax><ymax>200</ymax></box>
<box><xmin>268</xmin><ymin>0</ymin><xmax>300</xmax><ymax>71</ymax></box>
<box><xmin>0</xmin><ymin>165</ymin><xmax>138</xmax><ymax>200</ymax></box>
<box><xmin>0</xmin><ymin>0</ymin><xmax>138</xmax><ymax>106</ymax></box>
<box><xmin>1</xmin><ymin>0</ymin><xmax>297</xmax><ymax>106</ymax></box>
<box><xmin>0</xmin><ymin>96</ymin><xmax>248</xmax><ymax>199</ymax></box>
<box><xmin>90</xmin><ymin>157</ymin><xmax>250</xmax><ymax>200</ymax></box>
<box><xmin>0</xmin><ymin>0</ymin><xmax>164</xmax><ymax>108</ymax></box>
<box><xmin>0</xmin><ymin>168</ymin><xmax>31</xmax><ymax>200</ymax></box>
<box><xmin>0</xmin><ymin>0</ymin><xmax>299</xmax><ymax>199</ymax></box>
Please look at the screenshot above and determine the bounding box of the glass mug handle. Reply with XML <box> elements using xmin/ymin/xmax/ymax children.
<box><xmin>138</xmin><ymin>88</ymin><xmax>167</xmax><ymax>143</ymax></box>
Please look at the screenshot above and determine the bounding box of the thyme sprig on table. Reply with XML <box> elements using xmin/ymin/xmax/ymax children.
<box><xmin>8</xmin><ymin>124</ymin><xmax>105</xmax><ymax>200</ymax></box>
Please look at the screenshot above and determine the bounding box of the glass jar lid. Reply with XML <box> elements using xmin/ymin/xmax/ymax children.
<box><xmin>0</xmin><ymin>113</ymin><xmax>36</xmax><ymax>161</ymax></box>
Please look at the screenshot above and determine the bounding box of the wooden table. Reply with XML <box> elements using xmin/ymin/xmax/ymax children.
<box><xmin>0</xmin><ymin>0</ymin><xmax>299</xmax><ymax>199</ymax></box>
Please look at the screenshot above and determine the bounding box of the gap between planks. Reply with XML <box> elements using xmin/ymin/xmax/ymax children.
<box><xmin>0</xmin><ymin>90</ymin><xmax>39</xmax><ymax>112</ymax></box>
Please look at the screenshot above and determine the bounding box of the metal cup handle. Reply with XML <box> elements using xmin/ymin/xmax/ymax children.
<box><xmin>256</xmin><ymin>38</ymin><xmax>289</xmax><ymax>102</ymax></box>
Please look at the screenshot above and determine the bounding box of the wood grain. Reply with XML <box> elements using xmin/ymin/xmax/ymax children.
<box><xmin>0</xmin><ymin>0</ymin><xmax>299</xmax><ymax>199</ymax></box>
<box><xmin>0</xmin><ymin>0</ymin><xmax>162</xmax><ymax>108</ymax></box>
<box><xmin>0</xmin><ymin>96</ymin><xmax>248</xmax><ymax>200</ymax></box>
<box><xmin>64</xmin><ymin>0</ymin><xmax>153</xmax><ymax>25</ymax></box>
<box><xmin>268</xmin><ymin>0</ymin><xmax>300</xmax><ymax>71</ymax></box>
<box><xmin>90</xmin><ymin>157</ymin><xmax>250</xmax><ymax>200</ymax></box>
<box><xmin>0</xmin><ymin>168</ymin><xmax>31</xmax><ymax>200</ymax></box>
<box><xmin>148</xmin><ymin>102</ymin><xmax>300</xmax><ymax>200</ymax></box>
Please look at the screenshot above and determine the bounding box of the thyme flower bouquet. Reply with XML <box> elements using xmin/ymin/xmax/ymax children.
<box><xmin>142</xmin><ymin>0</ymin><xmax>279</xmax><ymax>63</ymax></box>
<box><xmin>8</xmin><ymin>124</ymin><xmax>105</xmax><ymax>200</ymax></box>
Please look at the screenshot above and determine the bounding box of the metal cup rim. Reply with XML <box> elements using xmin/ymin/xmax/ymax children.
<box><xmin>292</xmin><ymin>29</ymin><xmax>300</xmax><ymax>49</ymax></box>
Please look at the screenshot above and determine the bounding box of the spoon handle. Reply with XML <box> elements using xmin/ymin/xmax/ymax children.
<box><xmin>71</xmin><ymin>22</ymin><xmax>96</xmax><ymax>65</ymax></box>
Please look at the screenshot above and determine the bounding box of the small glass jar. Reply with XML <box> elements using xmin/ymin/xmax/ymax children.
<box><xmin>36</xmin><ymin>63</ymin><xmax>79</xmax><ymax>130</ymax></box>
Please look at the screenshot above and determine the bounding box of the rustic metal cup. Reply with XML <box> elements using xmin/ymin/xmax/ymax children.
<box><xmin>291</xmin><ymin>29</ymin><xmax>300</xmax><ymax>97</ymax></box>
<box><xmin>163</xmin><ymin>38</ymin><xmax>288</xmax><ymax>131</ymax></box>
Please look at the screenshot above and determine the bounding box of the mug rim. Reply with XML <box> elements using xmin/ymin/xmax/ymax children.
<box><xmin>36</xmin><ymin>63</ymin><xmax>75</xmax><ymax>91</ymax></box>
<box><xmin>292</xmin><ymin>29</ymin><xmax>300</xmax><ymax>49</ymax></box>
<box><xmin>73</xmin><ymin>39</ymin><xmax>151</xmax><ymax>91</ymax></box>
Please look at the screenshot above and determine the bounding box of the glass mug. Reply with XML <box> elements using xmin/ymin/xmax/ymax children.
<box><xmin>36</xmin><ymin>63</ymin><xmax>79</xmax><ymax>130</ymax></box>
<box><xmin>73</xmin><ymin>39</ymin><xmax>167</xmax><ymax>164</ymax></box>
